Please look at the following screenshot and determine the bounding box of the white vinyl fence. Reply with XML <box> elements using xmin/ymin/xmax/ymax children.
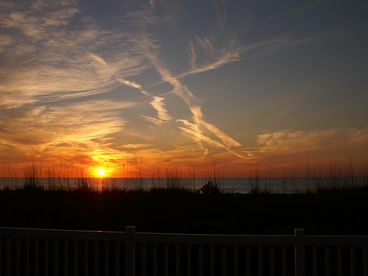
<box><xmin>1</xmin><ymin>226</ymin><xmax>368</xmax><ymax>276</ymax></box>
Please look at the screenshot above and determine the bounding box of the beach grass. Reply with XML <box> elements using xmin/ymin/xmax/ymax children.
<box><xmin>0</xmin><ymin>184</ymin><xmax>368</xmax><ymax>234</ymax></box>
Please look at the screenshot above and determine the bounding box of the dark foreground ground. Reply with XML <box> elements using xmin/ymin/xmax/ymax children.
<box><xmin>0</xmin><ymin>187</ymin><xmax>368</xmax><ymax>234</ymax></box>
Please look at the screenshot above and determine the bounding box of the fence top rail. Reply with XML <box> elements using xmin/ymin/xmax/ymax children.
<box><xmin>0</xmin><ymin>227</ymin><xmax>128</xmax><ymax>241</ymax></box>
<box><xmin>1</xmin><ymin>227</ymin><xmax>368</xmax><ymax>246</ymax></box>
<box><xmin>0</xmin><ymin>227</ymin><xmax>294</xmax><ymax>244</ymax></box>
<box><xmin>133</xmin><ymin>232</ymin><xmax>294</xmax><ymax>245</ymax></box>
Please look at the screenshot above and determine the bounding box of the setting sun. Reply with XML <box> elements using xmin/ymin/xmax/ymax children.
<box><xmin>89</xmin><ymin>166</ymin><xmax>114</xmax><ymax>178</ymax></box>
<box><xmin>95</xmin><ymin>167</ymin><xmax>107</xmax><ymax>178</ymax></box>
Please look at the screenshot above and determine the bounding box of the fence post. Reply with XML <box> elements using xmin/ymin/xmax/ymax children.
<box><xmin>125</xmin><ymin>226</ymin><xmax>136</xmax><ymax>276</ymax></box>
<box><xmin>294</xmin><ymin>228</ymin><xmax>305</xmax><ymax>276</ymax></box>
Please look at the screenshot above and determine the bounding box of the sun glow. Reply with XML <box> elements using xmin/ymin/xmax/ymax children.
<box><xmin>88</xmin><ymin>162</ymin><xmax>116</xmax><ymax>178</ymax></box>
<box><xmin>91</xmin><ymin>166</ymin><xmax>109</xmax><ymax>178</ymax></box>
<box><xmin>97</xmin><ymin>167</ymin><xmax>106</xmax><ymax>177</ymax></box>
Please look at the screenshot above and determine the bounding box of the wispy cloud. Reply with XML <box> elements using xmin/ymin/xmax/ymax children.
<box><xmin>0</xmin><ymin>99</ymin><xmax>136</xmax><ymax>168</ymax></box>
<box><xmin>145</xmin><ymin>49</ymin><xmax>244</xmax><ymax>158</ymax></box>
<box><xmin>0</xmin><ymin>100</ymin><xmax>135</xmax><ymax>145</ymax></box>
<box><xmin>0</xmin><ymin>1</ymin><xmax>149</xmax><ymax>107</ymax></box>
<box><xmin>180</xmin><ymin>34</ymin><xmax>320</xmax><ymax>80</ymax></box>
<box><xmin>177</xmin><ymin>119</ymin><xmax>244</xmax><ymax>159</ymax></box>
<box><xmin>119</xmin><ymin>79</ymin><xmax>144</xmax><ymax>91</ymax></box>
<box><xmin>257</xmin><ymin>129</ymin><xmax>368</xmax><ymax>154</ymax></box>
<box><xmin>179</xmin><ymin>36</ymin><xmax>241</xmax><ymax>79</ymax></box>
<box><xmin>150</xmin><ymin>96</ymin><xmax>172</xmax><ymax>122</ymax></box>
<box><xmin>119</xmin><ymin>78</ymin><xmax>172</xmax><ymax>124</ymax></box>
<box><xmin>0</xmin><ymin>1</ymin><xmax>162</xmax><ymax>172</ymax></box>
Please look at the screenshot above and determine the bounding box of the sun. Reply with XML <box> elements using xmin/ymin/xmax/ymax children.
<box><xmin>89</xmin><ymin>165</ymin><xmax>113</xmax><ymax>178</ymax></box>
<box><xmin>96</xmin><ymin>167</ymin><xmax>106</xmax><ymax>178</ymax></box>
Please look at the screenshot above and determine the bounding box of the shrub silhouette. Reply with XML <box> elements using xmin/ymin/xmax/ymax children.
<box><xmin>198</xmin><ymin>180</ymin><xmax>221</xmax><ymax>195</ymax></box>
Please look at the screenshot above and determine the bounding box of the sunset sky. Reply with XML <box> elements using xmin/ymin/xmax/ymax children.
<box><xmin>0</xmin><ymin>0</ymin><xmax>367</xmax><ymax>177</ymax></box>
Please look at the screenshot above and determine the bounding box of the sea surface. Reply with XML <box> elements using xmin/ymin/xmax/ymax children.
<box><xmin>0</xmin><ymin>176</ymin><xmax>367</xmax><ymax>193</ymax></box>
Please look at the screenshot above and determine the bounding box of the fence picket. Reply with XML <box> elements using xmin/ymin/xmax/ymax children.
<box><xmin>324</xmin><ymin>247</ymin><xmax>330</xmax><ymax>276</ymax></box>
<box><xmin>1</xmin><ymin>227</ymin><xmax>368</xmax><ymax>276</ymax></box>
<box><xmin>84</xmin><ymin>240</ymin><xmax>88</xmax><ymax>276</ymax></box>
<box><xmin>63</xmin><ymin>240</ymin><xmax>68</xmax><ymax>276</ymax></box>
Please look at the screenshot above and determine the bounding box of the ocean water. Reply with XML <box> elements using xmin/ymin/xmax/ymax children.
<box><xmin>0</xmin><ymin>176</ymin><xmax>367</xmax><ymax>193</ymax></box>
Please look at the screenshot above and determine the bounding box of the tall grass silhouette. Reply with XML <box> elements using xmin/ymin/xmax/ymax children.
<box><xmin>0</xmin><ymin>161</ymin><xmax>367</xmax><ymax>193</ymax></box>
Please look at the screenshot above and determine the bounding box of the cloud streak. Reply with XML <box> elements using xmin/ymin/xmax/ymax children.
<box><xmin>119</xmin><ymin>79</ymin><xmax>172</xmax><ymax>124</ymax></box>
<box><xmin>145</xmin><ymin>48</ymin><xmax>244</xmax><ymax>159</ymax></box>
<box><xmin>181</xmin><ymin>36</ymin><xmax>241</xmax><ymax>78</ymax></box>
<box><xmin>257</xmin><ymin>129</ymin><xmax>368</xmax><ymax>154</ymax></box>
<box><xmin>0</xmin><ymin>1</ymin><xmax>149</xmax><ymax>107</ymax></box>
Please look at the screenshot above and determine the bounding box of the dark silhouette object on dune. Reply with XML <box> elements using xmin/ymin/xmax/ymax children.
<box><xmin>198</xmin><ymin>180</ymin><xmax>221</xmax><ymax>195</ymax></box>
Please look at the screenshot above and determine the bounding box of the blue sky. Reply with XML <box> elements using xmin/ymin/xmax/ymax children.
<box><xmin>0</xmin><ymin>0</ymin><xmax>367</xmax><ymax>176</ymax></box>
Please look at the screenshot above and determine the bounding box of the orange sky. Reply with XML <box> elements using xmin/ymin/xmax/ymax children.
<box><xmin>1</xmin><ymin>0</ymin><xmax>368</xmax><ymax>178</ymax></box>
